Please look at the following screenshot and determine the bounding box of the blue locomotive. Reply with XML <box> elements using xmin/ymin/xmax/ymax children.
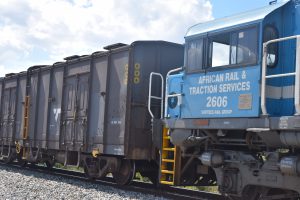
<box><xmin>148</xmin><ymin>0</ymin><xmax>300</xmax><ymax>199</ymax></box>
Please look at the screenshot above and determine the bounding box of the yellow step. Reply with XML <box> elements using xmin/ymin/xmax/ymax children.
<box><xmin>163</xmin><ymin>148</ymin><xmax>175</xmax><ymax>151</ymax></box>
<box><xmin>162</xmin><ymin>159</ymin><xmax>175</xmax><ymax>163</ymax></box>
<box><xmin>160</xmin><ymin>180</ymin><xmax>174</xmax><ymax>185</ymax></box>
<box><xmin>161</xmin><ymin>170</ymin><xmax>174</xmax><ymax>174</ymax></box>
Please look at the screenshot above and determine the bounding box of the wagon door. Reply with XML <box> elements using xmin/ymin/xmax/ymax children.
<box><xmin>74</xmin><ymin>74</ymin><xmax>89</xmax><ymax>148</ymax></box>
<box><xmin>61</xmin><ymin>74</ymin><xmax>89</xmax><ymax>150</ymax></box>
<box><xmin>61</xmin><ymin>76</ymin><xmax>77</xmax><ymax>148</ymax></box>
<box><xmin>1</xmin><ymin>87</ymin><xmax>17</xmax><ymax>141</ymax></box>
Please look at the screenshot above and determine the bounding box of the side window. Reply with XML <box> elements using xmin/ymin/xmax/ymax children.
<box><xmin>263</xmin><ymin>25</ymin><xmax>278</xmax><ymax>67</ymax></box>
<box><xmin>186</xmin><ymin>39</ymin><xmax>203</xmax><ymax>71</ymax></box>
<box><xmin>208</xmin><ymin>27</ymin><xmax>258</xmax><ymax>68</ymax></box>
<box><xmin>210</xmin><ymin>34</ymin><xmax>231</xmax><ymax>67</ymax></box>
<box><xmin>236</xmin><ymin>28</ymin><xmax>258</xmax><ymax>65</ymax></box>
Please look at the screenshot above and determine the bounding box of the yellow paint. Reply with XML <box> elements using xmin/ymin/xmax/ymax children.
<box><xmin>15</xmin><ymin>141</ymin><xmax>21</xmax><ymax>154</ymax></box>
<box><xmin>92</xmin><ymin>148</ymin><xmax>100</xmax><ymax>158</ymax></box>
<box><xmin>123</xmin><ymin>64</ymin><xmax>128</xmax><ymax>85</ymax></box>
<box><xmin>22</xmin><ymin>96</ymin><xmax>30</xmax><ymax>140</ymax></box>
<box><xmin>133</xmin><ymin>63</ymin><xmax>140</xmax><ymax>84</ymax></box>
<box><xmin>160</xmin><ymin>127</ymin><xmax>178</xmax><ymax>186</ymax></box>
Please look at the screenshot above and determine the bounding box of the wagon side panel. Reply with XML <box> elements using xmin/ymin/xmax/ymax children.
<box><xmin>87</xmin><ymin>56</ymin><xmax>108</xmax><ymax>153</ymax></box>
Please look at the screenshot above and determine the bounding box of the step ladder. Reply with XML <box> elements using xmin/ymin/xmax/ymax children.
<box><xmin>160</xmin><ymin>127</ymin><xmax>181</xmax><ymax>185</ymax></box>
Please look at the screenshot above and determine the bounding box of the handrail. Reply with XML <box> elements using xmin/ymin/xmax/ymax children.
<box><xmin>148</xmin><ymin>72</ymin><xmax>164</xmax><ymax>119</ymax></box>
<box><xmin>164</xmin><ymin>67</ymin><xmax>183</xmax><ymax>117</ymax></box>
<box><xmin>261</xmin><ymin>35</ymin><xmax>300</xmax><ymax>115</ymax></box>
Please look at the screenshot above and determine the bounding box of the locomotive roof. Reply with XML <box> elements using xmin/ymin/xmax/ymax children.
<box><xmin>185</xmin><ymin>1</ymin><xmax>289</xmax><ymax>38</ymax></box>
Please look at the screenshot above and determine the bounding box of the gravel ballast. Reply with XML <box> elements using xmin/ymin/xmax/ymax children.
<box><xmin>0</xmin><ymin>165</ymin><xmax>167</xmax><ymax>200</ymax></box>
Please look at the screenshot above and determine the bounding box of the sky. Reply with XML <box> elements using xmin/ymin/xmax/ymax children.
<box><xmin>0</xmin><ymin>0</ymin><xmax>281</xmax><ymax>76</ymax></box>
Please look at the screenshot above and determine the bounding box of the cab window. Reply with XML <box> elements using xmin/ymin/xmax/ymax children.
<box><xmin>209</xmin><ymin>33</ymin><xmax>231</xmax><ymax>67</ymax></box>
<box><xmin>263</xmin><ymin>25</ymin><xmax>278</xmax><ymax>67</ymax></box>
<box><xmin>209</xmin><ymin>27</ymin><xmax>258</xmax><ymax>68</ymax></box>
<box><xmin>186</xmin><ymin>26</ymin><xmax>258</xmax><ymax>72</ymax></box>
<box><xmin>186</xmin><ymin>39</ymin><xmax>204</xmax><ymax>72</ymax></box>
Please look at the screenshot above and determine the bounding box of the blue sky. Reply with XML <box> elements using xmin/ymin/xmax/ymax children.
<box><xmin>0</xmin><ymin>0</ymin><xmax>283</xmax><ymax>76</ymax></box>
<box><xmin>211</xmin><ymin>0</ymin><xmax>276</xmax><ymax>18</ymax></box>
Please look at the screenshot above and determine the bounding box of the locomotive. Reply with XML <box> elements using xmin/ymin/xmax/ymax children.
<box><xmin>151</xmin><ymin>0</ymin><xmax>300</xmax><ymax>199</ymax></box>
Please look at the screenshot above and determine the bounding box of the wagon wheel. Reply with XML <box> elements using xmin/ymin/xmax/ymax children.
<box><xmin>113</xmin><ymin>159</ymin><xmax>135</xmax><ymax>185</ymax></box>
<box><xmin>2</xmin><ymin>148</ymin><xmax>15</xmax><ymax>164</ymax></box>
<box><xmin>83</xmin><ymin>165</ymin><xmax>96</xmax><ymax>181</ymax></box>
<box><xmin>3</xmin><ymin>153</ymin><xmax>14</xmax><ymax>164</ymax></box>
<box><xmin>17</xmin><ymin>158</ymin><xmax>27</xmax><ymax>167</ymax></box>
<box><xmin>141</xmin><ymin>171</ymin><xmax>159</xmax><ymax>186</ymax></box>
<box><xmin>16</xmin><ymin>149</ymin><xmax>27</xmax><ymax>167</ymax></box>
<box><xmin>45</xmin><ymin>157</ymin><xmax>56</xmax><ymax>169</ymax></box>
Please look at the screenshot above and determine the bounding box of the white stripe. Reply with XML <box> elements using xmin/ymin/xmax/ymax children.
<box><xmin>265</xmin><ymin>85</ymin><xmax>294</xmax><ymax>99</ymax></box>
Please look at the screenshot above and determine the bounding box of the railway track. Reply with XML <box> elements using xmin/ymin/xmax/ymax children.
<box><xmin>0</xmin><ymin>161</ymin><xmax>224</xmax><ymax>200</ymax></box>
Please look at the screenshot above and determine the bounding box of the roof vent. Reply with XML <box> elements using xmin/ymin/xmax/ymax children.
<box><xmin>80</xmin><ymin>55</ymin><xmax>89</xmax><ymax>58</ymax></box>
<box><xmin>53</xmin><ymin>61</ymin><xmax>64</xmax><ymax>65</ymax></box>
<box><xmin>64</xmin><ymin>55</ymin><xmax>80</xmax><ymax>61</ymax></box>
<box><xmin>92</xmin><ymin>51</ymin><xmax>106</xmax><ymax>55</ymax></box>
<box><xmin>103</xmin><ymin>43</ymin><xmax>127</xmax><ymax>50</ymax></box>
<box><xmin>28</xmin><ymin>65</ymin><xmax>48</xmax><ymax>71</ymax></box>
<box><xmin>269</xmin><ymin>0</ymin><xmax>277</xmax><ymax>5</ymax></box>
<box><xmin>5</xmin><ymin>73</ymin><xmax>16</xmax><ymax>77</ymax></box>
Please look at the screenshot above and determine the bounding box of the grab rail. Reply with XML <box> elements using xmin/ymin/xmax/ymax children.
<box><xmin>261</xmin><ymin>35</ymin><xmax>300</xmax><ymax>115</ymax></box>
<box><xmin>148</xmin><ymin>72</ymin><xmax>164</xmax><ymax>119</ymax></box>
<box><xmin>164</xmin><ymin>67</ymin><xmax>183</xmax><ymax>117</ymax></box>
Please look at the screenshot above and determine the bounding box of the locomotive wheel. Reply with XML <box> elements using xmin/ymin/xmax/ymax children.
<box><xmin>239</xmin><ymin>186</ymin><xmax>260</xmax><ymax>200</ymax></box>
<box><xmin>113</xmin><ymin>159</ymin><xmax>135</xmax><ymax>185</ymax></box>
<box><xmin>258</xmin><ymin>187</ymin><xmax>299</xmax><ymax>200</ymax></box>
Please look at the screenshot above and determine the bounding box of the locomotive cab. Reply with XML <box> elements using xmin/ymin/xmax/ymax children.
<box><xmin>167</xmin><ymin>0</ymin><xmax>300</xmax><ymax>119</ymax></box>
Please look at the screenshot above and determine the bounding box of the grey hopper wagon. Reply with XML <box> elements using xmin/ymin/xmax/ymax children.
<box><xmin>0</xmin><ymin>41</ymin><xmax>184</xmax><ymax>184</ymax></box>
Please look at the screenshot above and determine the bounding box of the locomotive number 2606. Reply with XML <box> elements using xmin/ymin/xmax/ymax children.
<box><xmin>206</xmin><ymin>96</ymin><xmax>228</xmax><ymax>108</ymax></box>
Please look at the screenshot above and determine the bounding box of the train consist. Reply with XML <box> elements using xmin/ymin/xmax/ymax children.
<box><xmin>2</xmin><ymin>0</ymin><xmax>300</xmax><ymax>199</ymax></box>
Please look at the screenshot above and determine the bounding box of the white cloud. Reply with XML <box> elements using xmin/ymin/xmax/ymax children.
<box><xmin>0</xmin><ymin>0</ymin><xmax>212</xmax><ymax>76</ymax></box>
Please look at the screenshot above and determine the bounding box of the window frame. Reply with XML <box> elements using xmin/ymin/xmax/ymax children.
<box><xmin>185</xmin><ymin>24</ymin><xmax>260</xmax><ymax>74</ymax></box>
<box><xmin>185</xmin><ymin>38</ymin><xmax>205</xmax><ymax>73</ymax></box>
<box><xmin>263</xmin><ymin>24</ymin><xmax>279</xmax><ymax>68</ymax></box>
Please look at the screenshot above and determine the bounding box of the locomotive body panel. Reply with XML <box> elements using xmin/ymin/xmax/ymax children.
<box><xmin>168</xmin><ymin>65</ymin><xmax>261</xmax><ymax>118</ymax></box>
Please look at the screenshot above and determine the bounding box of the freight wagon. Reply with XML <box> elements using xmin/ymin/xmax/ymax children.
<box><xmin>0</xmin><ymin>41</ymin><xmax>183</xmax><ymax>185</ymax></box>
